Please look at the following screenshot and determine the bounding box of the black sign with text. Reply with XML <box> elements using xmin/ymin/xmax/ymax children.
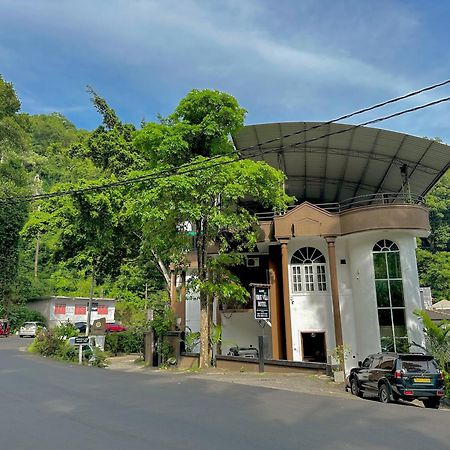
<box><xmin>253</xmin><ymin>285</ymin><xmax>270</xmax><ymax>320</ymax></box>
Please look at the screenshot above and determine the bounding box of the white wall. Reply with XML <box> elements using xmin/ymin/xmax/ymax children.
<box><xmin>185</xmin><ymin>290</ymin><xmax>200</xmax><ymax>334</ymax></box>
<box><xmin>221</xmin><ymin>311</ymin><xmax>272</xmax><ymax>357</ymax></box>
<box><xmin>287</xmin><ymin>232</ymin><xmax>424</xmax><ymax>371</ymax></box>
<box><xmin>287</xmin><ymin>237</ymin><xmax>337</xmax><ymax>363</ymax></box>
<box><xmin>347</xmin><ymin>230</ymin><xmax>425</xmax><ymax>361</ymax></box>
<box><xmin>31</xmin><ymin>298</ymin><xmax>116</xmax><ymax>327</ymax></box>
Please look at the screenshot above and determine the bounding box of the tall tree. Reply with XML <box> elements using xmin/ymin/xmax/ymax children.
<box><xmin>0</xmin><ymin>75</ymin><xmax>31</xmax><ymax>315</ymax></box>
<box><xmin>133</xmin><ymin>89</ymin><xmax>291</xmax><ymax>367</ymax></box>
<box><xmin>417</xmin><ymin>170</ymin><xmax>450</xmax><ymax>301</ymax></box>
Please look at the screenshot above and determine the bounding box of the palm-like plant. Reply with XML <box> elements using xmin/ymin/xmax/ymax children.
<box><xmin>414</xmin><ymin>310</ymin><xmax>450</xmax><ymax>371</ymax></box>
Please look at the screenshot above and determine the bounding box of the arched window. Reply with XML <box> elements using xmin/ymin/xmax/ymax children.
<box><xmin>291</xmin><ymin>247</ymin><xmax>327</xmax><ymax>293</ymax></box>
<box><xmin>372</xmin><ymin>239</ymin><xmax>408</xmax><ymax>352</ymax></box>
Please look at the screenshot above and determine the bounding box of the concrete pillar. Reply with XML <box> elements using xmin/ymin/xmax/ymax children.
<box><xmin>268</xmin><ymin>247</ymin><xmax>282</xmax><ymax>359</ymax></box>
<box><xmin>280</xmin><ymin>241</ymin><xmax>293</xmax><ymax>360</ymax></box>
<box><xmin>326</xmin><ymin>237</ymin><xmax>343</xmax><ymax>349</ymax></box>
<box><xmin>178</xmin><ymin>270</ymin><xmax>187</xmax><ymax>330</ymax></box>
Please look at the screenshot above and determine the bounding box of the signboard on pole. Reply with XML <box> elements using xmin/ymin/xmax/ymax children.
<box><xmin>74</xmin><ymin>336</ymin><xmax>90</xmax><ymax>345</ymax></box>
<box><xmin>252</xmin><ymin>284</ymin><xmax>271</xmax><ymax>320</ymax></box>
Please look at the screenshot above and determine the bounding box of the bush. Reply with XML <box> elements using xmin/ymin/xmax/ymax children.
<box><xmin>105</xmin><ymin>329</ymin><xmax>144</xmax><ymax>355</ymax></box>
<box><xmin>30</xmin><ymin>328</ymin><xmax>65</xmax><ymax>357</ymax></box>
<box><xmin>90</xmin><ymin>347</ymin><xmax>109</xmax><ymax>368</ymax></box>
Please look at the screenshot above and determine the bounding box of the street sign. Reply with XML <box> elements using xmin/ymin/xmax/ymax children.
<box><xmin>74</xmin><ymin>336</ymin><xmax>90</xmax><ymax>345</ymax></box>
<box><xmin>252</xmin><ymin>284</ymin><xmax>271</xmax><ymax>320</ymax></box>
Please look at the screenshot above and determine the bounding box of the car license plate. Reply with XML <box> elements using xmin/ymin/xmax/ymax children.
<box><xmin>414</xmin><ymin>377</ymin><xmax>431</xmax><ymax>383</ymax></box>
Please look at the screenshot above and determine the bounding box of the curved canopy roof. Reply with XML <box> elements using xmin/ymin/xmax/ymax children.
<box><xmin>232</xmin><ymin>122</ymin><xmax>450</xmax><ymax>205</ymax></box>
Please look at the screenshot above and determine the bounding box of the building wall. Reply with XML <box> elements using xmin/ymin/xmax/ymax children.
<box><xmin>287</xmin><ymin>237</ymin><xmax>336</xmax><ymax>362</ymax></box>
<box><xmin>347</xmin><ymin>230</ymin><xmax>424</xmax><ymax>362</ymax></box>
<box><xmin>28</xmin><ymin>297</ymin><xmax>115</xmax><ymax>328</ymax></box>
<box><xmin>184</xmin><ymin>229</ymin><xmax>425</xmax><ymax>368</ymax></box>
<box><xmin>286</xmin><ymin>230</ymin><xmax>425</xmax><ymax>370</ymax></box>
<box><xmin>220</xmin><ymin>311</ymin><xmax>272</xmax><ymax>357</ymax></box>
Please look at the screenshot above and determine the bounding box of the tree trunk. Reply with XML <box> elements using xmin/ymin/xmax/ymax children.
<box><xmin>197</xmin><ymin>216</ymin><xmax>210</xmax><ymax>368</ymax></box>
<box><xmin>34</xmin><ymin>231</ymin><xmax>40</xmax><ymax>278</ymax></box>
<box><xmin>150</xmin><ymin>249</ymin><xmax>171</xmax><ymax>291</ymax></box>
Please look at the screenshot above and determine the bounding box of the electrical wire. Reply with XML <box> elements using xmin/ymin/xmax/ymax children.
<box><xmin>1</xmin><ymin>82</ymin><xmax>450</xmax><ymax>205</ymax></box>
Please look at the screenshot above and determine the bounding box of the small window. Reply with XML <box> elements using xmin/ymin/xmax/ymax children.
<box><xmin>54</xmin><ymin>304</ymin><xmax>66</xmax><ymax>315</ymax></box>
<box><xmin>97</xmin><ymin>305</ymin><xmax>108</xmax><ymax>315</ymax></box>
<box><xmin>75</xmin><ymin>304</ymin><xmax>86</xmax><ymax>315</ymax></box>
<box><xmin>362</xmin><ymin>358</ymin><xmax>371</xmax><ymax>368</ymax></box>
<box><xmin>291</xmin><ymin>247</ymin><xmax>327</xmax><ymax>293</ymax></box>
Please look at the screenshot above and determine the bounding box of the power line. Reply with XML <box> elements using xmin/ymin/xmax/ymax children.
<box><xmin>250</xmin><ymin>94</ymin><xmax>450</xmax><ymax>157</ymax></box>
<box><xmin>233</xmin><ymin>77</ymin><xmax>450</xmax><ymax>154</ymax></box>
<box><xmin>2</xmin><ymin>84</ymin><xmax>450</xmax><ymax>205</ymax></box>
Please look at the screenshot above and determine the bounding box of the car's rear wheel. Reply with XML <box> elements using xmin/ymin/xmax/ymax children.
<box><xmin>350</xmin><ymin>377</ymin><xmax>363</xmax><ymax>398</ymax></box>
<box><xmin>378</xmin><ymin>384</ymin><xmax>391</xmax><ymax>404</ymax></box>
<box><xmin>423</xmin><ymin>398</ymin><xmax>440</xmax><ymax>409</ymax></box>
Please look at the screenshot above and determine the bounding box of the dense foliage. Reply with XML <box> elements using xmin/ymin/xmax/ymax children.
<box><xmin>417</xmin><ymin>171</ymin><xmax>450</xmax><ymax>300</ymax></box>
<box><xmin>415</xmin><ymin>310</ymin><xmax>450</xmax><ymax>397</ymax></box>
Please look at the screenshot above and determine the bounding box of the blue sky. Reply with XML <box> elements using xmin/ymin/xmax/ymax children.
<box><xmin>2</xmin><ymin>0</ymin><xmax>450</xmax><ymax>142</ymax></box>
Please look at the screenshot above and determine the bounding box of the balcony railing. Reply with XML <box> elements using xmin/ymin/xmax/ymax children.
<box><xmin>255</xmin><ymin>192</ymin><xmax>425</xmax><ymax>220</ymax></box>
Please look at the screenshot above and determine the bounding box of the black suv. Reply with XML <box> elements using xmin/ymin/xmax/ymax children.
<box><xmin>347</xmin><ymin>352</ymin><xmax>445</xmax><ymax>409</ymax></box>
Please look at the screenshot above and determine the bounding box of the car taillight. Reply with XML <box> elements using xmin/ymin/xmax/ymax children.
<box><xmin>437</xmin><ymin>390</ymin><xmax>444</xmax><ymax>396</ymax></box>
<box><xmin>404</xmin><ymin>390</ymin><xmax>414</xmax><ymax>396</ymax></box>
<box><xmin>394</xmin><ymin>370</ymin><xmax>402</xmax><ymax>379</ymax></box>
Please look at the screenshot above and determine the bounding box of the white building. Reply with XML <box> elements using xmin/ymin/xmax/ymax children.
<box><xmin>27</xmin><ymin>296</ymin><xmax>116</xmax><ymax>328</ymax></box>
<box><xmin>174</xmin><ymin>122</ymin><xmax>450</xmax><ymax>371</ymax></box>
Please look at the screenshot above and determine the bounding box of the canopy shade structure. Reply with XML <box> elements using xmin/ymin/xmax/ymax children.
<box><xmin>232</xmin><ymin>122</ymin><xmax>450</xmax><ymax>206</ymax></box>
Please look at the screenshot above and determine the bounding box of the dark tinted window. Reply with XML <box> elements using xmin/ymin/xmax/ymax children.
<box><xmin>380</xmin><ymin>358</ymin><xmax>395</xmax><ymax>370</ymax></box>
<box><xmin>401</xmin><ymin>359</ymin><xmax>439</xmax><ymax>373</ymax></box>
<box><xmin>362</xmin><ymin>358</ymin><xmax>371</xmax><ymax>368</ymax></box>
<box><xmin>372</xmin><ymin>356</ymin><xmax>382</xmax><ymax>369</ymax></box>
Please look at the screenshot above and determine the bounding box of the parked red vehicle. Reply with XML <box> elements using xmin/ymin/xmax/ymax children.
<box><xmin>105</xmin><ymin>322</ymin><xmax>127</xmax><ymax>333</ymax></box>
<box><xmin>0</xmin><ymin>319</ymin><xmax>10</xmax><ymax>337</ymax></box>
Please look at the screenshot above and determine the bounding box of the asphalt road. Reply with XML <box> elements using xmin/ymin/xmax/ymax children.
<box><xmin>1</xmin><ymin>336</ymin><xmax>449</xmax><ymax>450</ymax></box>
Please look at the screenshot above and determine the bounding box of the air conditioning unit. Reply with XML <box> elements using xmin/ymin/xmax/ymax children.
<box><xmin>246</xmin><ymin>257</ymin><xmax>260</xmax><ymax>268</ymax></box>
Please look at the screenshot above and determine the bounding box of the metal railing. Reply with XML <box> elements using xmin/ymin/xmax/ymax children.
<box><xmin>255</xmin><ymin>192</ymin><xmax>425</xmax><ymax>220</ymax></box>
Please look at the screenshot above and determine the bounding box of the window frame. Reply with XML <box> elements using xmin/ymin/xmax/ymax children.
<box><xmin>290</xmin><ymin>247</ymin><xmax>328</xmax><ymax>294</ymax></box>
<box><xmin>372</xmin><ymin>239</ymin><xmax>408</xmax><ymax>353</ymax></box>
<box><xmin>54</xmin><ymin>303</ymin><xmax>66</xmax><ymax>315</ymax></box>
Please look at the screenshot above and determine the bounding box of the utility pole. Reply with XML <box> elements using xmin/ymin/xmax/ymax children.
<box><xmin>86</xmin><ymin>267</ymin><xmax>95</xmax><ymax>336</ymax></box>
<box><xmin>33</xmin><ymin>174</ymin><xmax>43</xmax><ymax>278</ymax></box>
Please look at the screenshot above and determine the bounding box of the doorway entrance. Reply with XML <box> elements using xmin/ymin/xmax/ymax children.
<box><xmin>301</xmin><ymin>332</ymin><xmax>326</xmax><ymax>363</ymax></box>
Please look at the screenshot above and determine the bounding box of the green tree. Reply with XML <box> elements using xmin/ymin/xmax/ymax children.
<box><xmin>414</xmin><ymin>310</ymin><xmax>450</xmax><ymax>396</ymax></box>
<box><xmin>416</xmin><ymin>170</ymin><xmax>450</xmax><ymax>301</ymax></box>
<box><xmin>416</xmin><ymin>248</ymin><xmax>450</xmax><ymax>301</ymax></box>
<box><xmin>132</xmin><ymin>89</ymin><xmax>291</xmax><ymax>367</ymax></box>
<box><xmin>425</xmin><ymin>171</ymin><xmax>450</xmax><ymax>252</ymax></box>
<box><xmin>0</xmin><ymin>75</ymin><xmax>31</xmax><ymax>316</ymax></box>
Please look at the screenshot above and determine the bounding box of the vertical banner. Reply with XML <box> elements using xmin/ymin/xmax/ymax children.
<box><xmin>252</xmin><ymin>284</ymin><xmax>271</xmax><ymax>320</ymax></box>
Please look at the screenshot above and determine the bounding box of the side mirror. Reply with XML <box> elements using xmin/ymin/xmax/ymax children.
<box><xmin>358</xmin><ymin>360</ymin><xmax>363</xmax><ymax>368</ymax></box>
